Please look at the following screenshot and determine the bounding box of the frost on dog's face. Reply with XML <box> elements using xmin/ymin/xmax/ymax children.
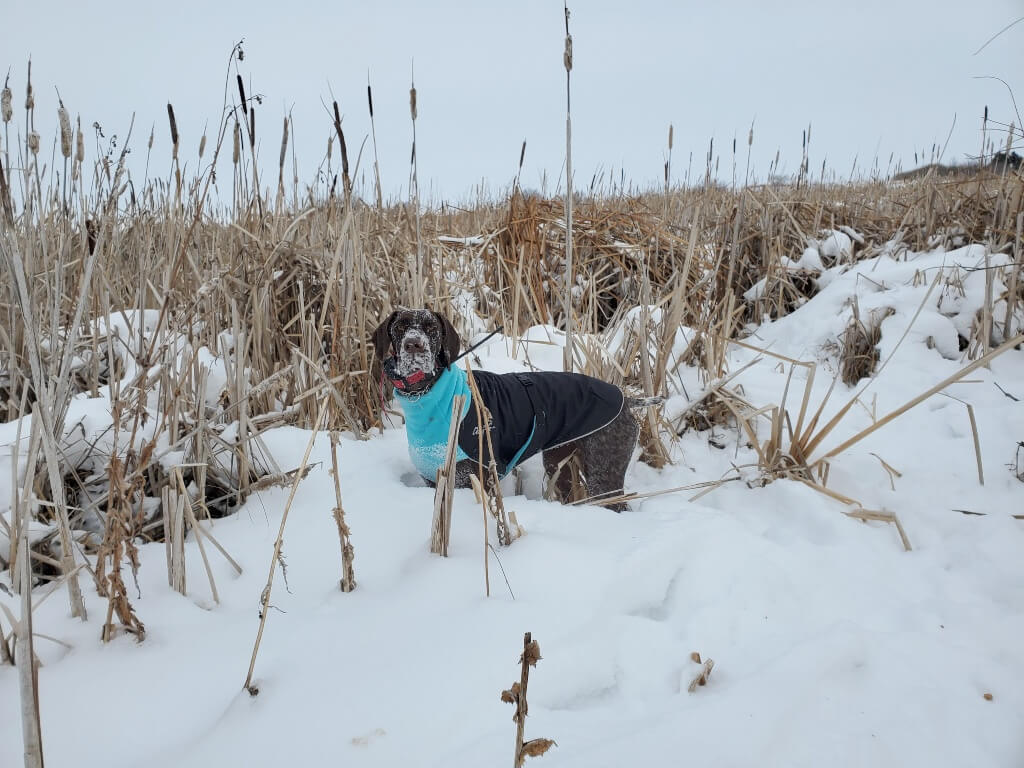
<box><xmin>390</xmin><ymin>310</ymin><xmax>443</xmax><ymax>378</ymax></box>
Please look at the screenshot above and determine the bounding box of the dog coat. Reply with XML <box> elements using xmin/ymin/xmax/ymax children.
<box><xmin>395</xmin><ymin>366</ymin><xmax>624</xmax><ymax>481</ymax></box>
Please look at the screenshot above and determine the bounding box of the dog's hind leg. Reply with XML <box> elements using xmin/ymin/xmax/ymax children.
<box><xmin>578</xmin><ymin>405</ymin><xmax>640</xmax><ymax>512</ymax></box>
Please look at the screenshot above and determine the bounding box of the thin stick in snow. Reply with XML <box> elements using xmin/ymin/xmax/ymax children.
<box><xmin>244</xmin><ymin>394</ymin><xmax>330</xmax><ymax>695</ymax></box>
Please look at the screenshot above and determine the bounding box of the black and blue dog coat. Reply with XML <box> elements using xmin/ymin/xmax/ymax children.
<box><xmin>394</xmin><ymin>365</ymin><xmax>624</xmax><ymax>482</ymax></box>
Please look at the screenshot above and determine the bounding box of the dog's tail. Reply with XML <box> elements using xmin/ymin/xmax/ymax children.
<box><xmin>627</xmin><ymin>395</ymin><xmax>664</xmax><ymax>409</ymax></box>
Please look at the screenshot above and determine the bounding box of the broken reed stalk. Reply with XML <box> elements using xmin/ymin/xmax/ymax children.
<box><xmin>465</xmin><ymin>362</ymin><xmax>514</xmax><ymax>546</ymax></box>
<box><xmin>561</xmin><ymin>3</ymin><xmax>575</xmax><ymax>373</ymax></box>
<box><xmin>501</xmin><ymin>632</ymin><xmax>555</xmax><ymax>767</ymax></box>
<box><xmin>430</xmin><ymin>394</ymin><xmax>464</xmax><ymax>556</ymax></box>
<box><xmin>17</xmin><ymin>502</ymin><xmax>44</xmax><ymax>768</ymax></box>
<box><xmin>244</xmin><ymin>394</ymin><xmax>330</xmax><ymax>695</ymax></box>
<box><xmin>844</xmin><ymin>508</ymin><xmax>912</xmax><ymax>552</ymax></box>
<box><xmin>329</xmin><ymin>431</ymin><xmax>356</xmax><ymax>592</ymax></box>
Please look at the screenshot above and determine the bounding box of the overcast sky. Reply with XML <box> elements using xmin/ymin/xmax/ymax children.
<box><xmin>5</xmin><ymin>1</ymin><xmax>1023</xmax><ymax>203</ymax></box>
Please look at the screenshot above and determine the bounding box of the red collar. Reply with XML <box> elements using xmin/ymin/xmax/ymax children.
<box><xmin>388</xmin><ymin>369</ymin><xmax>428</xmax><ymax>390</ymax></box>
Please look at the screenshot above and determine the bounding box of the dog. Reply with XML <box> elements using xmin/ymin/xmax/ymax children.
<box><xmin>371</xmin><ymin>309</ymin><xmax>661</xmax><ymax>512</ymax></box>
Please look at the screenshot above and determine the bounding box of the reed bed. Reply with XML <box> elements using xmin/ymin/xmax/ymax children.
<box><xmin>0</xmin><ymin>59</ymin><xmax>1022</xmax><ymax>616</ymax></box>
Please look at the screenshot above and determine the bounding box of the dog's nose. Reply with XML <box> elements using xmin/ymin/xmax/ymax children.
<box><xmin>403</xmin><ymin>337</ymin><xmax>425</xmax><ymax>354</ymax></box>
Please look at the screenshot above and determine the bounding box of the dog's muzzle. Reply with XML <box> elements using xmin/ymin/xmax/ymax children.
<box><xmin>383</xmin><ymin>356</ymin><xmax>434</xmax><ymax>391</ymax></box>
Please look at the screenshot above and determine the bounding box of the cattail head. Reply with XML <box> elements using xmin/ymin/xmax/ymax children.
<box><xmin>748</xmin><ymin>125</ymin><xmax>754</xmax><ymax>146</ymax></box>
<box><xmin>75</xmin><ymin>117</ymin><xmax>84</xmax><ymax>163</ymax></box>
<box><xmin>367</xmin><ymin>83</ymin><xmax>374</xmax><ymax>118</ymax></box>
<box><xmin>409</xmin><ymin>85</ymin><xmax>417</xmax><ymax>121</ymax></box>
<box><xmin>564</xmin><ymin>35</ymin><xmax>573</xmax><ymax>73</ymax></box>
<box><xmin>232</xmin><ymin>121</ymin><xmax>240</xmax><ymax>164</ymax></box>
<box><xmin>326</xmin><ymin>133</ymin><xmax>333</xmax><ymax>161</ymax></box>
<box><xmin>58</xmin><ymin>104</ymin><xmax>72</xmax><ymax>159</ymax></box>
<box><xmin>25</xmin><ymin>63</ymin><xmax>33</xmax><ymax>110</ymax></box>
<box><xmin>199</xmin><ymin>133</ymin><xmax>207</xmax><ymax>160</ymax></box>
<box><xmin>27</xmin><ymin>130</ymin><xmax>39</xmax><ymax>155</ymax></box>
<box><xmin>148</xmin><ymin>126</ymin><xmax>154</xmax><ymax>150</ymax></box>
<box><xmin>167</xmin><ymin>103</ymin><xmax>179</xmax><ymax>159</ymax></box>
<box><xmin>1</xmin><ymin>83</ymin><xmax>11</xmax><ymax>123</ymax></box>
<box><xmin>668</xmin><ymin>124</ymin><xmax>673</xmax><ymax>151</ymax></box>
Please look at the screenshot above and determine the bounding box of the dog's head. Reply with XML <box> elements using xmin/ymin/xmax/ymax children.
<box><xmin>370</xmin><ymin>309</ymin><xmax>461</xmax><ymax>393</ymax></box>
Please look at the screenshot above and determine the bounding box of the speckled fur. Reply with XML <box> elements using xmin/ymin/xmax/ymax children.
<box><xmin>371</xmin><ymin>309</ymin><xmax>656</xmax><ymax>512</ymax></box>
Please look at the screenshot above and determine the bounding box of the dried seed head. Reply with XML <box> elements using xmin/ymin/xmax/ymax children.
<box><xmin>148</xmin><ymin>126</ymin><xmax>154</xmax><ymax>150</ymax></box>
<box><xmin>500</xmin><ymin>682</ymin><xmax>521</xmax><ymax>704</ymax></box>
<box><xmin>409</xmin><ymin>86</ymin><xmax>417</xmax><ymax>121</ymax></box>
<box><xmin>520</xmin><ymin>738</ymin><xmax>557</xmax><ymax>760</ymax></box>
<box><xmin>521</xmin><ymin>640</ymin><xmax>542</xmax><ymax>667</ymax></box>
<box><xmin>75</xmin><ymin>117</ymin><xmax>84</xmax><ymax>163</ymax></box>
<box><xmin>1</xmin><ymin>85</ymin><xmax>11</xmax><ymax>123</ymax></box>
<box><xmin>326</xmin><ymin>134</ymin><xmax>333</xmax><ymax>161</ymax></box>
<box><xmin>25</xmin><ymin>75</ymin><xmax>33</xmax><ymax>111</ymax></box>
<box><xmin>58</xmin><ymin>105</ymin><xmax>72</xmax><ymax>158</ymax></box>
<box><xmin>690</xmin><ymin>651</ymin><xmax>701</xmax><ymax>663</ymax></box>
<box><xmin>668</xmin><ymin>124</ymin><xmax>673</xmax><ymax>151</ymax></box>
<box><xmin>748</xmin><ymin>126</ymin><xmax>754</xmax><ymax>146</ymax></box>
<box><xmin>199</xmin><ymin>133</ymin><xmax>207</xmax><ymax>160</ymax></box>
<box><xmin>27</xmin><ymin>130</ymin><xmax>39</xmax><ymax>154</ymax></box>
<box><xmin>233</xmin><ymin>122</ymin><xmax>240</xmax><ymax>164</ymax></box>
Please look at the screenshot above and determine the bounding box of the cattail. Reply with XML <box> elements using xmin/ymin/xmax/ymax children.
<box><xmin>148</xmin><ymin>126</ymin><xmax>154</xmax><ymax>151</ymax></box>
<box><xmin>409</xmin><ymin>85</ymin><xmax>417</xmax><ymax>121</ymax></box>
<box><xmin>25</xmin><ymin>63</ymin><xmax>33</xmax><ymax>110</ymax></box>
<box><xmin>198</xmin><ymin>133</ymin><xmax>207</xmax><ymax>160</ymax></box>
<box><xmin>326</xmin><ymin>134</ymin><xmax>333</xmax><ymax>162</ymax></box>
<box><xmin>1</xmin><ymin>83</ymin><xmax>11</xmax><ymax>123</ymax></box>
<box><xmin>563</xmin><ymin>6</ymin><xmax>573</xmax><ymax>73</ymax></box>
<box><xmin>748</xmin><ymin>125</ymin><xmax>754</xmax><ymax>146</ymax></box>
<box><xmin>367</xmin><ymin>84</ymin><xmax>374</xmax><ymax>118</ymax></box>
<box><xmin>27</xmin><ymin>130</ymin><xmax>39</xmax><ymax>155</ymax></box>
<box><xmin>167</xmin><ymin>103</ymin><xmax>179</xmax><ymax>159</ymax></box>
<box><xmin>248</xmin><ymin>105</ymin><xmax>256</xmax><ymax>148</ymax></box>
<box><xmin>236</xmin><ymin>75</ymin><xmax>247</xmax><ymax>117</ymax></box>
<box><xmin>232</xmin><ymin>121</ymin><xmax>240</xmax><ymax>164</ymax></box>
<box><xmin>75</xmin><ymin>117</ymin><xmax>84</xmax><ymax>163</ymax></box>
<box><xmin>58</xmin><ymin>104</ymin><xmax>72</xmax><ymax>158</ymax></box>
<box><xmin>668</xmin><ymin>124</ymin><xmax>673</xmax><ymax>151</ymax></box>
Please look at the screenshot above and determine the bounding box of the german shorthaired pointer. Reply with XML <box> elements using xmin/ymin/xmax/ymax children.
<box><xmin>371</xmin><ymin>309</ymin><xmax>661</xmax><ymax>511</ymax></box>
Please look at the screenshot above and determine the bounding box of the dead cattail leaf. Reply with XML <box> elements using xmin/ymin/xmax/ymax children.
<box><xmin>690</xmin><ymin>651</ymin><xmax>701</xmax><ymax>663</ymax></box>
<box><xmin>501</xmin><ymin>682</ymin><xmax>521</xmax><ymax>704</ymax></box>
<box><xmin>687</xmin><ymin>658</ymin><xmax>715</xmax><ymax>693</ymax></box>
<box><xmin>519</xmin><ymin>738</ymin><xmax>557</xmax><ymax>762</ymax></box>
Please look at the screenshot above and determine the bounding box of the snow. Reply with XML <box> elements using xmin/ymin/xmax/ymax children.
<box><xmin>2</xmin><ymin>241</ymin><xmax>1024</xmax><ymax>767</ymax></box>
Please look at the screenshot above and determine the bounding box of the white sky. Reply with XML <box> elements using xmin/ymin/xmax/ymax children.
<box><xmin>4</xmin><ymin>0</ymin><xmax>1023</xmax><ymax>202</ymax></box>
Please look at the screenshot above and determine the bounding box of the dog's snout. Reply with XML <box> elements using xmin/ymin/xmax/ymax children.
<box><xmin>403</xmin><ymin>337</ymin><xmax>426</xmax><ymax>354</ymax></box>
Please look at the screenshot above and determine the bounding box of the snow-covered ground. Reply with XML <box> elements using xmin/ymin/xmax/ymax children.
<box><xmin>2</xmin><ymin>241</ymin><xmax>1023</xmax><ymax>767</ymax></box>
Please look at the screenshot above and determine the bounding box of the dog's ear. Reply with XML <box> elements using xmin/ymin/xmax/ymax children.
<box><xmin>433</xmin><ymin>312</ymin><xmax>461</xmax><ymax>369</ymax></box>
<box><xmin>370</xmin><ymin>311</ymin><xmax>399</xmax><ymax>362</ymax></box>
